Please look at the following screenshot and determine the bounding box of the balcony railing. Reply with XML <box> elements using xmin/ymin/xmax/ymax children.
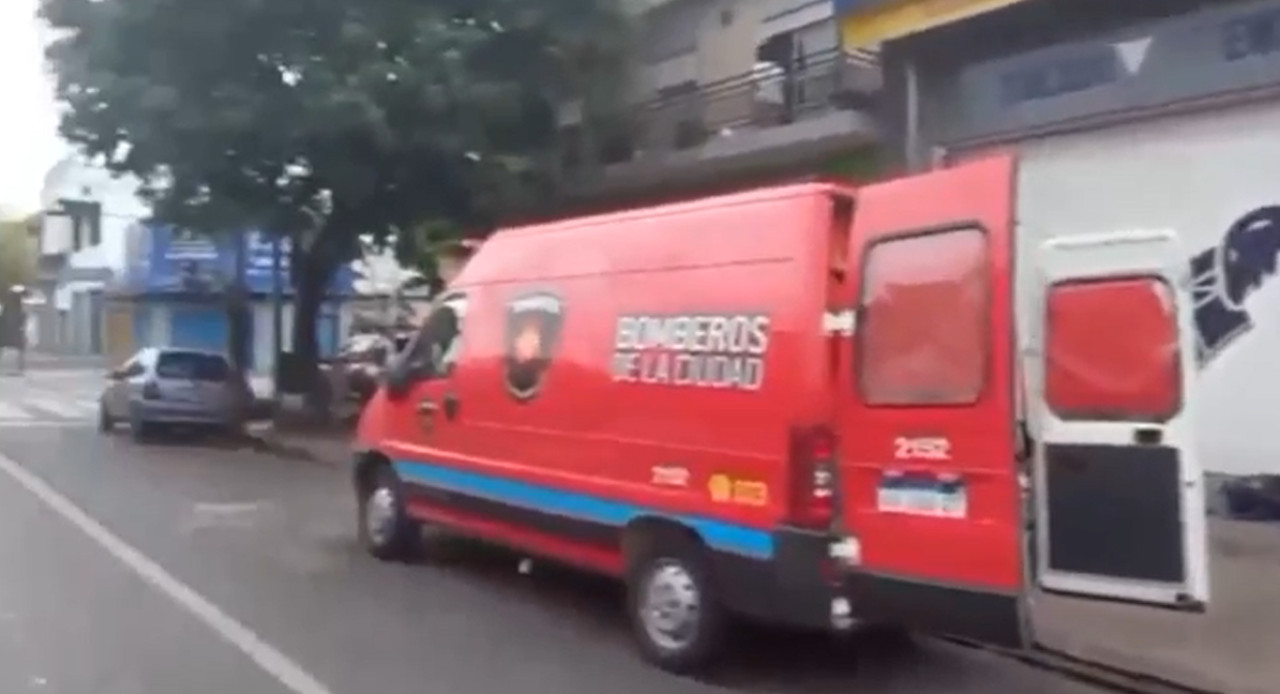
<box><xmin>563</xmin><ymin>48</ymin><xmax>882</xmax><ymax>171</ymax></box>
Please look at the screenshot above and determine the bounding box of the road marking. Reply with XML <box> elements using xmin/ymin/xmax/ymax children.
<box><xmin>26</xmin><ymin>398</ymin><xmax>86</xmax><ymax>419</ymax></box>
<box><xmin>185</xmin><ymin>501</ymin><xmax>270</xmax><ymax>532</ymax></box>
<box><xmin>0</xmin><ymin>453</ymin><xmax>334</xmax><ymax>694</ymax></box>
<box><xmin>0</xmin><ymin>420</ymin><xmax>85</xmax><ymax>429</ymax></box>
<box><xmin>0</xmin><ymin>403</ymin><xmax>33</xmax><ymax>420</ymax></box>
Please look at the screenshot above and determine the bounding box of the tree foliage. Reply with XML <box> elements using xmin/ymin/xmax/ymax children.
<box><xmin>40</xmin><ymin>0</ymin><xmax>631</xmax><ymax>379</ymax></box>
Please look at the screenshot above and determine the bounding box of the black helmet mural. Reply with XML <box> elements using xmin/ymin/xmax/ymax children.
<box><xmin>1191</xmin><ymin>205</ymin><xmax>1280</xmax><ymax>364</ymax></box>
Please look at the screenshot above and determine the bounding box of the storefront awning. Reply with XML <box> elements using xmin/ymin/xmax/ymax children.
<box><xmin>837</xmin><ymin>0</ymin><xmax>1029</xmax><ymax>49</ymax></box>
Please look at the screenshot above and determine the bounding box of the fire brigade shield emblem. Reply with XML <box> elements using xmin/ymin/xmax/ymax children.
<box><xmin>503</xmin><ymin>291</ymin><xmax>565</xmax><ymax>402</ymax></box>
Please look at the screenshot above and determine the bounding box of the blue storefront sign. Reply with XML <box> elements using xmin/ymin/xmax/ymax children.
<box><xmin>119</xmin><ymin>223</ymin><xmax>349</xmax><ymax>363</ymax></box>
<box><xmin>123</xmin><ymin>224</ymin><xmax>354</xmax><ymax>297</ymax></box>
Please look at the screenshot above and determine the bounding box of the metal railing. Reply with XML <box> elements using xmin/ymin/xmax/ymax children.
<box><xmin>563</xmin><ymin>48</ymin><xmax>881</xmax><ymax>169</ymax></box>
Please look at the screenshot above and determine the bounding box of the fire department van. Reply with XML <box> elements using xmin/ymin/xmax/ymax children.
<box><xmin>352</xmin><ymin>154</ymin><xmax>1208</xmax><ymax>673</ymax></box>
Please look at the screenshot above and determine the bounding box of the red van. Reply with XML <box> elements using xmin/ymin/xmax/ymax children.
<box><xmin>353</xmin><ymin>154</ymin><xmax>1209</xmax><ymax>673</ymax></box>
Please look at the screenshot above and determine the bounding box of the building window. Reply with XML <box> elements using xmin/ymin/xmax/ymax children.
<box><xmin>1045</xmin><ymin>277</ymin><xmax>1181</xmax><ymax>421</ymax></box>
<box><xmin>857</xmin><ymin>227</ymin><xmax>989</xmax><ymax>405</ymax></box>
<box><xmin>754</xmin><ymin>19</ymin><xmax>839</xmax><ymax>122</ymax></box>
<box><xmin>62</xmin><ymin>200</ymin><xmax>102</xmax><ymax>251</ymax></box>
<box><xmin>641</xmin><ymin>0</ymin><xmax>703</xmax><ymax>63</ymax></box>
<box><xmin>88</xmin><ymin>212</ymin><xmax>102</xmax><ymax>247</ymax></box>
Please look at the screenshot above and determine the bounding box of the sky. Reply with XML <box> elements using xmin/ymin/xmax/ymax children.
<box><xmin>0</xmin><ymin>0</ymin><xmax>68</xmax><ymax>216</ymax></box>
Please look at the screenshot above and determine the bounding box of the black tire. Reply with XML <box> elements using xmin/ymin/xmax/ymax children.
<box><xmin>98</xmin><ymin>404</ymin><xmax>114</xmax><ymax>433</ymax></box>
<box><xmin>358</xmin><ymin>464</ymin><xmax>421</xmax><ymax>561</ymax></box>
<box><xmin>219</xmin><ymin>420</ymin><xmax>246</xmax><ymax>441</ymax></box>
<box><xmin>626</xmin><ymin>534</ymin><xmax>727</xmax><ymax>674</ymax></box>
<box><xmin>130</xmin><ymin>417</ymin><xmax>153</xmax><ymax>443</ymax></box>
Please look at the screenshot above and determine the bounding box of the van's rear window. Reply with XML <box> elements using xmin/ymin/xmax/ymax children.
<box><xmin>156</xmin><ymin>352</ymin><xmax>231</xmax><ymax>382</ymax></box>
<box><xmin>858</xmin><ymin>227</ymin><xmax>988</xmax><ymax>405</ymax></box>
<box><xmin>1045</xmin><ymin>277</ymin><xmax>1181</xmax><ymax>421</ymax></box>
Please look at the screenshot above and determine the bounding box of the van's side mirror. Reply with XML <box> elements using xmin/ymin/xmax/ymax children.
<box><xmin>107</xmin><ymin>369</ymin><xmax>123</xmax><ymax>381</ymax></box>
<box><xmin>384</xmin><ymin>356</ymin><xmax>434</xmax><ymax>399</ymax></box>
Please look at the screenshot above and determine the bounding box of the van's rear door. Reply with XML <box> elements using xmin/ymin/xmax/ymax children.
<box><xmin>834</xmin><ymin>155</ymin><xmax>1024</xmax><ymax>646</ymax></box>
<box><xmin>1030</xmin><ymin>229</ymin><xmax>1208</xmax><ymax>609</ymax></box>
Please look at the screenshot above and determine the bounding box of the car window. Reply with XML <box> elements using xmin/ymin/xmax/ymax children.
<box><xmin>156</xmin><ymin>351</ymin><xmax>231</xmax><ymax>382</ymax></box>
<box><xmin>433</xmin><ymin>296</ymin><xmax>468</xmax><ymax>376</ymax></box>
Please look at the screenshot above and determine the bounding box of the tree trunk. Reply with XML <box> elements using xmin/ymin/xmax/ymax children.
<box><xmin>226</xmin><ymin>294</ymin><xmax>251</xmax><ymax>372</ymax></box>
<box><xmin>226</xmin><ymin>231</ymin><xmax>251</xmax><ymax>376</ymax></box>
<box><xmin>290</xmin><ymin>251</ymin><xmax>330</xmax><ymax>420</ymax></box>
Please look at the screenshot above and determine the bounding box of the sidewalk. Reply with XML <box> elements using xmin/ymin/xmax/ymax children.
<box><xmin>247</xmin><ymin>420</ymin><xmax>352</xmax><ymax>466</ymax></box>
<box><xmin>1032</xmin><ymin>517</ymin><xmax>1280</xmax><ymax>694</ymax></box>
<box><xmin>22</xmin><ymin>351</ymin><xmax>108</xmax><ymax>369</ymax></box>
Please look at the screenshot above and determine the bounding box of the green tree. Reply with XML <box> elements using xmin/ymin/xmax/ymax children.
<box><xmin>40</xmin><ymin>0</ymin><xmax>630</xmax><ymax>392</ymax></box>
<box><xmin>0</xmin><ymin>216</ymin><xmax>37</xmax><ymax>292</ymax></box>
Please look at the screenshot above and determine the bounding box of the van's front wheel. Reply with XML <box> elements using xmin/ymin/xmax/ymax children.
<box><xmin>627</xmin><ymin>539</ymin><xmax>726</xmax><ymax>674</ymax></box>
<box><xmin>358</xmin><ymin>464</ymin><xmax>420</xmax><ymax>561</ymax></box>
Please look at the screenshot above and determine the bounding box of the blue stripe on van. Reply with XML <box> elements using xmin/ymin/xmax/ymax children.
<box><xmin>392</xmin><ymin>460</ymin><xmax>775</xmax><ymax>559</ymax></box>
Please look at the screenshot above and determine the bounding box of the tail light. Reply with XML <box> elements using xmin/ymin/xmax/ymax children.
<box><xmin>788</xmin><ymin>425</ymin><xmax>838</xmax><ymax>530</ymax></box>
<box><xmin>142</xmin><ymin>380</ymin><xmax>161</xmax><ymax>400</ymax></box>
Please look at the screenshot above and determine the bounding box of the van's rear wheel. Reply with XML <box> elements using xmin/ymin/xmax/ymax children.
<box><xmin>358</xmin><ymin>464</ymin><xmax>420</xmax><ymax>561</ymax></box>
<box><xmin>627</xmin><ymin>537</ymin><xmax>726</xmax><ymax>674</ymax></box>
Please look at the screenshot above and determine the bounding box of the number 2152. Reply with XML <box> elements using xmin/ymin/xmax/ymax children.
<box><xmin>893</xmin><ymin>437</ymin><xmax>951</xmax><ymax>461</ymax></box>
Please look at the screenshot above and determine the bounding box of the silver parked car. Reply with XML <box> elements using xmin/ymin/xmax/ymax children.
<box><xmin>98</xmin><ymin>347</ymin><xmax>251</xmax><ymax>440</ymax></box>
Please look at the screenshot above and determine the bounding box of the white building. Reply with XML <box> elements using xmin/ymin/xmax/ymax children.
<box><xmin>34</xmin><ymin>155</ymin><xmax>148</xmax><ymax>357</ymax></box>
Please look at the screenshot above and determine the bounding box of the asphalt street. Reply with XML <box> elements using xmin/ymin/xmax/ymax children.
<box><xmin>0</xmin><ymin>366</ymin><xmax>1113</xmax><ymax>694</ymax></box>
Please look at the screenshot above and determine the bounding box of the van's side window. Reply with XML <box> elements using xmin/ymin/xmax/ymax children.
<box><xmin>408</xmin><ymin>294</ymin><xmax>469</xmax><ymax>379</ymax></box>
<box><xmin>857</xmin><ymin>227</ymin><xmax>988</xmax><ymax>405</ymax></box>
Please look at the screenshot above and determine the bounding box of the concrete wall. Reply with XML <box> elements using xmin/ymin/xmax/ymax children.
<box><xmin>877</xmin><ymin>0</ymin><xmax>1222</xmax><ymax>169</ymax></box>
<box><xmin>39</xmin><ymin>157</ymin><xmax>147</xmax><ymax>275</ymax></box>
<box><xmin>38</xmin><ymin>156</ymin><xmax>148</xmax><ymax>355</ymax></box>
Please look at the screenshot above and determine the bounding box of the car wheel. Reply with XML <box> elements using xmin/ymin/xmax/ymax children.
<box><xmin>130</xmin><ymin>416</ymin><xmax>153</xmax><ymax>443</ymax></box>
<box><xmin>98</xmin><ymin>403</ymin><xmax>114</xmax><ymax>433</ymax></box>
<box><xmin>220</xmin><ymin>419</ymin><xmax>246</xmax><ymax>441</ymax></box>
<box><xmin>358</xmin><ymin>464</ymin><xmax>421</xmax><ymax>561</ymax></box>
<box><xmin>627</xmin><ymin>536</ymin><xmax>726</xmax><ymax>674</ymax></box>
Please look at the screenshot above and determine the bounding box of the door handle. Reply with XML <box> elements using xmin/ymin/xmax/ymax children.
<box><xmin>417</xmin><ymin>400</ymin><xmax>438</xmax><ymax>414</ymax></box>
<box><xmin>1133</xmin><ymin>426</ymin><xmax>1163</xmax><ymax>446</ymax></box>
<box><xmin>442</xmin><ymin>393</ymin><xmax>460</xmax><ymax>420</ymax></box>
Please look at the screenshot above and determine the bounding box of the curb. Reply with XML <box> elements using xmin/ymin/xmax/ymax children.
<box><xmin>236</xmin><ymin>424</ymin><xmax>348</xmax><ymax>466</ymax></box>
<box><xmin>944</xmin><ymin>638</ymin><xmax>1216</xmax><ymax>694</ymax></box>
<box><xmin>243</xmin><ymin>435</ymin><xmax>320</xmax><ymax>462</ymax></box>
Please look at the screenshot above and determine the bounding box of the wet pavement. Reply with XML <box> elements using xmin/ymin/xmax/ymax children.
<box><xmin>0</xmin><ymin>405</ymin><xmax>1113</xmax><ymax>694</ymax></box>
<box><xmin>1032</xmin><ymin>517</ymin><xmax>1280</xmax><ymax>694</ymax></box>
<box><xmin>0</xmin><ymin>455</ymin><xmax>292</xmax><ymax>694</ymax></box>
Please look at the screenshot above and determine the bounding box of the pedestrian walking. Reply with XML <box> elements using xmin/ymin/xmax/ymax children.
<box><xmin>0</xmin><ymin>286</ymin><xmax>27</xmax><ymax>376</ymax></box>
